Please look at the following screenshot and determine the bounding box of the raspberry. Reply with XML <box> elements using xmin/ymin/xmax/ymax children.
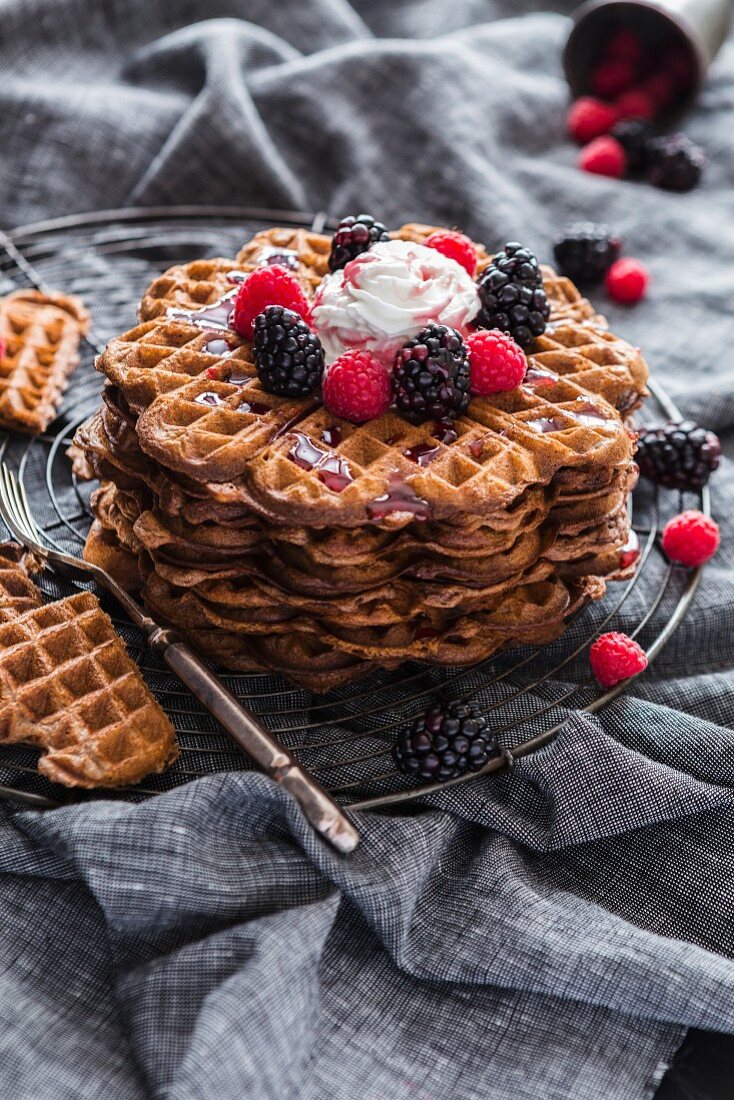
<box><xmin>615</xmin><ymin>89</ymin><xmax>656</xmax><ymax>120</ymax></box>
<box><xmin>322</xmin><ymin>350</ymin><xmax>391</xmax><ymax>423</ymax></box>
<box><xmin>590</xmin><ymin>632</ymin><xmax>648</xmax><ymax>688</ymax></box>
<box><xmin>394</xmin><ymin>699</ymin><xmax>497</xmax><ymax>783</ymax></box>
<box><xmin>579</xmin><ymin>136</ymin><xmax>627</xmax><ymax>179</ymax></box>
<box><xmin>467</xmin><ymin>330</ymin><xmax>526</xmax><ymax>395</ymax></box>
<box><xmin>424</xmin><ymin>230</ymin><xmax>477</xmax><ymax>276</ymax></box>
<box><xmin>567</xmin><ymin>97</ymin><xmax>619</xmax><ymax>145</ymax></box>
<box><xmin>605</xmin><ymin>258</ymin><xmax>649</xmax><ymax>303</ymax></box>
<box><xmin>661</xmin><ymin>511</ymin><xmax>720</xmax><ymax>568</ymax></box>
<box><xmin>591</xmin><ymin>59</ymin><xmax>637</xmax><ymax>99</ymax></box>
<box><xmin>606</xmin><ymin>27</ymin><xmax>645</xmax><ymax>65</ymax></box>
<box><xmin>232</xmin><ymin>265</ymin><xmax>311</xmax><ymax>340</ymax></box>
<box><xmin>253</xmin><ymin>306</ymin><xmax>324</xmax><ymax>397</ymax></box>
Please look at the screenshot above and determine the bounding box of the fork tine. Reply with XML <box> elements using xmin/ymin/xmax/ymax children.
<box><xmin>5</xmin><ymin>468</ymin><xmax>26</xmax><ymax>534</ymax></box>
<box><xmin>18</xmin><ymin>477</ymin><xmax>43</xmax><ymax>542</ymax></box>
<box><xmin>0</xmin><ymin>463</ymin><xmax>41</xmax><ymax>547</ymax></box>
<box><xmin>0</xmin><ymin>466</ymin><xmax>20</xmax><ymax>538</ymax></box>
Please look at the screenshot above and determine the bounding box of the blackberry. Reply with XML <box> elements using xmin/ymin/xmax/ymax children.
<box><xmin>610</xmin><ymin>118</ymin><xmax>656</xmax><ymax>174</ymax></box>
<box><xmin>253</xmin><ymin>306</ymin><xmax>324</xmax><ymax>397</ymax></box>
<box><xmin>553</xmin><ymin>224</ymin><xmax>622</xmax><ymax>286</ymax></box>
<box><xmin>644</xmin><ymin>134</ymin><xmax>705</xmax><ymax>192</ymax></box>
<box><xmin>491</xmin><ymin>241</ymin><xmax>543</xmax><ymax>288</ymax></box>
<box><xmin>328</xmin><ymin>214</ymin><xmax>390</xmax><ymax>272</ymax></box>
<box><xmin>392</xmin><ymin>324</ymin><xmax>471</xmax><ymax>423</ymax></box>
<box><xmin>394</xmin><ymin>699</ymin><xmax>497</xmax><ymax>783</ymax></box>
<box><xmin>636</xmin><ymin>421</ymin><xmax>721</xmax><ymax>491</ymax></box>
<box><xmin>476</xmin><ymin>265</ymin><xmax>550</xmax><ymax>350</ymax></box>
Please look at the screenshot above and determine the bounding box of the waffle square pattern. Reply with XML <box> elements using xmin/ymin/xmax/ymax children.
<box><xmin>0</xmin><ymin>289</ymin><xmax>89</xmax><ymax>433</ymax></box>
<box><xmin>0</xmin><ymin>545</ymin><xmax>178</xmax><ymax>786</ymax></box>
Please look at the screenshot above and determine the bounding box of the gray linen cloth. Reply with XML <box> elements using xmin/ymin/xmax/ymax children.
<box><xmin>1</xmin><ymin>1</ymin><xmax>734</xmax><ymax>1097</ymax></box>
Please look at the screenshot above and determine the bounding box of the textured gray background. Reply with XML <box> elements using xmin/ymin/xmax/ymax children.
<box><xmin>1</xmin><ymin>2</ymin><xmax>734</xmax><ymax>1098</ymax></box>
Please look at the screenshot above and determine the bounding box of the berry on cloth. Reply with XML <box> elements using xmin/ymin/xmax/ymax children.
<box><xmin>661</xmin><ymin>511</ymin><xmax>720</xmax><ymax>567</ymax></box>
<box><xmin>328</xmin><ymin>214</ymin><xmax>390</xmax><ymax>273</ymax></box>
<box><xmin>579</xmin><ymin>135</ymin><xmax>627</xmax><ymax>179</ymax></box>
<box><xmin>605</xmin><ymin>258</ymin><xmax>649</xmax><ymax>303</ymax></box>
<box><xmin>253</xmin><ymin>305</ymin><xmax>324</xmax><ymax>397</ymax></box>
<box><xmin>567</xmin><ymin>97</ymin><xmax>619</xmax><ymax>144</ymax></box>
<box><xmin>393</xmin><ymin>324</ymin><xmax>471</xmax><ymax>423</ymax></box>
<box><xmin>636</xmin><ymin>421</ymin><xmax>721</xmax><ymax>491</ymax></box>
<box><xmin>590</xmin><ymin>632</ymin><xmax>648</xmax><ymax>688</ymax></box>
<box><xmin>591</xmin><ymin>59</ymin><xmax>637</xmax><ymax>99</ymax></box>
<box><xmin>615</xmin><ymin>89</ymin><xmax>656</xmax><ymax>120</ymax></box>
<box><xmin>644</xmin><ymin>133</ymin><xmax>705</xmax><ymax>192</ymax></box>
<box><xmin>476</xmin><ymin>242</ymin><xmax>550</xmax><ymax>350</ymax></box>
<box><xmin>424</xmin><ymin>230</ymin><xmax>478</xmax><ymax>276</ymax></box>
<box><xmin>467</xmin><ymin>329</ymin><xmax>526</xmax><ymax>395</ymax></box>
<box><xmin>610</xmin><ymin>117</ymin><xmax>656</xmax><ymax>173</ymax></box>
<box><xmin>233</xmin><ymin>265</ymin><xmax>311</xmax><ymax>340</ymax></box>
<box><xmin>394</xmin><ymin>699</ymin><xmax>497</xmax><ymax>782</ymax></box>
<box><xmin>553</xmin><ymin>223</ymin><xmax>622</xmax><ymax>285</ymax></box>
<box><xmin>322</xmin><ymin>350</ymin><xmax>392</xmax><ymax>423</ymax></box>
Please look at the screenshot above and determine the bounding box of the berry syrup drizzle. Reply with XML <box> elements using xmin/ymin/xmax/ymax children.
<box><xmin>526</xmin><ymin>415</ymin><xmax>568</xmax><ymax>434</ymax></box>
<box><xmin>569</xmin><ymin>399</ymin><xmax>611</xmax><ymax>426</ymax></box>
<box><xmin>415</xmin><ymin>624</ymin><xmax>440</xmax><ymax>640</ymax></box>
<box><xmin>203</xmin><ymin>337</ymin><xmax>234</xmax><ymax>357</ymax></box>
<box><xmin>254</xmin><ymin>246</ymin><xmax>299</xmax><ymax>270</ymax></box>
<box><xmin>168</xmin><ymin>290</ymin><xmax>237</xmax><ymax>331</ymax></box>
<box><xmin>404</xmin><ymin>441</ymin><xmax>441</xmax><ymax>467</ymax></box>
<box><xmin>618</xmin><ymin>529</ymin><xmax>640</xmax><ymax>570</ymax></box>
<box><xmin>195</xmin><ymin>391</ymin><xmax>224</xmax><ymax>407</ymax></box>
<box><xmin>523</xmin><ymin>366</ymin><xmax>558</xmax><ymax>389</ymax></box>
<box><xmin>368</xmin><ymin>475</ymin><xmax>431</xmax><ymax>522</ymax></box>
<box><xmin>288</xmin><ymin>432</ymin><xmax>354</xmax><ymax>493</ymax></box>
<box><xmin>240</xmin><ymin>399</ymin><xmax>269</xmax><ymax>415</ymax></box>
<box><xmin>432</xmin><ymin>419</ymin><xmax>458</xmax><ymax>444</ymax></box>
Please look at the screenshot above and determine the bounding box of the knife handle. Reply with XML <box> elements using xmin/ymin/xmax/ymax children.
<box><xmin>149</xmin><ymin>631</ymin><xmax>359</xmax><ymax>853</ymax></box>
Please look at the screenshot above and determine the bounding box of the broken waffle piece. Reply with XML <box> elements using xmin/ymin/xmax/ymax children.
<box><xmin>0</xmin><ymin>546</ymin><xmax>178</xmax><ymax>787</ymax></box>
<box><xmin>0</xmin><ymin>289</ymin><xmax>90</xmax><ymax>434</ymax></box>
<box><xmin>0</xmin><ymin>542</ymin><xmax>44</xmax><ymax>623</ymax></box>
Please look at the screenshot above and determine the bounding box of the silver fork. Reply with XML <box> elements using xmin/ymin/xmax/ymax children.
<box><xmin>0</xmin><ymin>463</ymin><xmax>359</xmax><ymax>853</ymax></box>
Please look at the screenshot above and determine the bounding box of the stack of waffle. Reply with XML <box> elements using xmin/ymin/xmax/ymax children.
<box><xmin>72</xmin><ymin>224</ymin><xmax>648</xmax><ymax>692</ymax></box>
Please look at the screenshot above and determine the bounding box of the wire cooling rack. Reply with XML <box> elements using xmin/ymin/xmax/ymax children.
<box><xmin>0</xmin><ymin>207</ymin><xmax>708</xmax><ymax>814</ymax></box>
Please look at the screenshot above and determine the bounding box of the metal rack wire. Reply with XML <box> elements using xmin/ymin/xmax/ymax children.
<box><xmin>0</xmin><ymin>207</ymin><xmax>707</xmax><ymax>814</ymax></box>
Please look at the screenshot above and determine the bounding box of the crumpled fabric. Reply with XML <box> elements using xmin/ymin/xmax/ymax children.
<box><xmin>1</xmin><ymin>1</ymin><xmax>734</xmax><ymax>1097</ymax></box>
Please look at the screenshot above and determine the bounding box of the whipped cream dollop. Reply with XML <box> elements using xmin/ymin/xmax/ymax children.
<box><xmin>312</xmin><ymin>239</ymin><xmax>481</xmax><ymax>364</ymax></box>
